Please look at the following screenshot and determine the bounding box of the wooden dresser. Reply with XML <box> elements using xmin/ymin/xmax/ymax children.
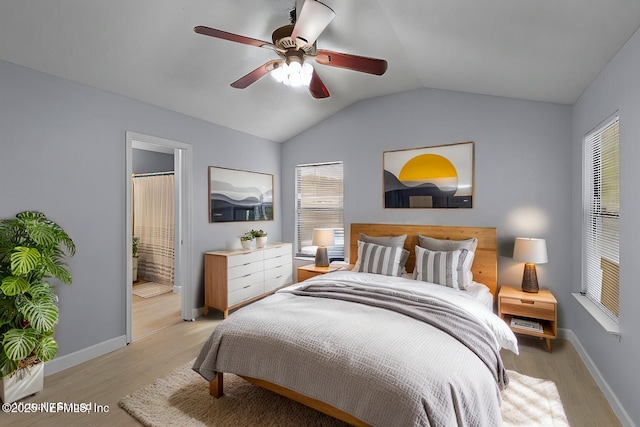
<box><xmin>204</xmin><ymin>243</ymin><xmax>292</xmax><ymax>318</ymax></box>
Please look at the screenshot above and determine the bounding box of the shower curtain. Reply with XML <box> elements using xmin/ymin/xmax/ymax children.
<box><xmin>133</xmin><ymin>173</ymin><xmax>175</xmax><ymax>286</ymax></box>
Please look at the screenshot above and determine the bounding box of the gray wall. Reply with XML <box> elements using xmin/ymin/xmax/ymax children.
<box><xmin>0</xmin><ymin>59</ymin><xmax>282</xmax><ymax>358</ymax></box>
<box><xmin>282</xmin><ymin>87</ymin><xmax>572</xmax><ymax>315</ymax></box>
<box><xmin>570</xmin><ymin>27</ymin><xmax>640</xmax><ymax>425</ymax></box>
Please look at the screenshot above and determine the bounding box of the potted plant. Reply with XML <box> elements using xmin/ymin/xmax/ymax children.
<box><xmin>240</xmin><ymin>232</ymin><xmax>256</xmax><ymax>250</ymax></box>
<box><xmin>0</xmin><ymin>211</ymin><xmax>75</xmax><ymax>403</ymax></box>
<box><xmin>251</xmin><ymin>229</ymin><xmax>268</xmax><ymax>248</ymax></box>
<box><xmin>132</xmin><ymin>236</ymin><xmax>140</xmax><ymax>282</ymax></box>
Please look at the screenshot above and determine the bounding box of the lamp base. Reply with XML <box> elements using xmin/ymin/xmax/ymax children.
<box><xmin>521</xmin><ymin>263</ymin><xmax>539</xmax><ymax>293</ymax></box>
<box><xmin>315</xmin><ymin>247</ymin><xmax>329</xmax><ymax>267</ymax></box>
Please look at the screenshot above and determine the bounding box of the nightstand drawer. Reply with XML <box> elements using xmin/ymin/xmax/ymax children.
<box><xmin>500</xmin><ymin>297</ymin><xmax>555</xmax><ymax>320</ymax></box>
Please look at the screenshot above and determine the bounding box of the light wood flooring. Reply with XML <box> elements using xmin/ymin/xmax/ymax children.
<box><xmin>132</xmin><ymin>285</ymin><xmax>182</xmax><ymax>340</ymax></box>
<box><xmin>3</xmin><ymin>316</ymin><xmax>621</xmax><ymax>426</ymax></box>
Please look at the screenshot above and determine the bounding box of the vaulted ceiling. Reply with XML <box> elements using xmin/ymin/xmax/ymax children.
<box><xmin>1</xmin><ymin>1</ymin><xmax>639</xmax><ymax>142</ymax></box>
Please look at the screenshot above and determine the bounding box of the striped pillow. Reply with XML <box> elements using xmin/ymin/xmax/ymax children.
<box><xmin>352</xmin><ymin>241</ymin><xmax>404</xmax><ymax>276</ymax></box>
<box><xmin>414</xmin><ymin>246</ymin><xmax>469</xmax><ymax>289</ymax></box>
<box><xmin>417</xmin><ymin>235</ymin><xmax>477</xmax><ymax>287</ymax></box>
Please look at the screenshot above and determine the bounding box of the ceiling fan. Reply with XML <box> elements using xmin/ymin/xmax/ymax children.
<box><xmin>194</xmin><ymin>0</ymin><xmax>388</xmax><ymax>99</ymax></box>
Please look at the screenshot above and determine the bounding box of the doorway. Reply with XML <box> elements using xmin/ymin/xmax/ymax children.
<box><xmin>125</xmin><ymin>132</ymin><xmax>193</xmax><ymax>343</ymax></box>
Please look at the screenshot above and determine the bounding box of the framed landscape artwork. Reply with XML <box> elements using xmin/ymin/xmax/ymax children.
<box><xmin>209</xmin><ymin>166</ymin><xmax>274</xmax><ymax>222</ymax></box>
<box><xmin>383</xmin><ymin>141</ymin><xmax>474</xmax><ymax>209</ymax></box>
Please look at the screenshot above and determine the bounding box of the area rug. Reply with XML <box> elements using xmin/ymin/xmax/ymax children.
<box><xmin>120</xmin><ymin>360</ymin><xmax>569</xmax><ymax>427</ymax></box>
<box><xmin>132</xmin><ymin>282</ymin><xmax>173</xmax><ymax>298</ymax></box>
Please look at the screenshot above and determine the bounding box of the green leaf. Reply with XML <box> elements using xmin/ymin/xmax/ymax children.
<box><xmin>1</xmin><ymin>276</ymin><xmax>31</xmax><ymax>296</ymax></box>
<box><xmin>26</xmin><ymin>222</ymin><xmax>56</xmax><ymax>248</ymax></box>
<box><xmin>2</xmin><ymin>328</ymin><xmax>38</xmax><ymax>361</ymax></box>
<box><xmin>42</xmin><ymin>257</ymin><xmax>72</xmax><ymax>284</ymax></box>
<box><xmin>27</xmin><ymin>281</ymin><xmax>57</xmax><ymax>301</ymax></box>
<box><xmin>0</xmin><ymin>348</ymin><xmax>19</xmax><ymax>377</ymax></box>
<box><xmin>10</xmin><ymin>246</ymin><xmax>41</xmax><ymax>276</ymax></box>
<box><xmin>35</xmin><ymin>335</ymin><xmax>58</xmax><ymax>362</ymax></box>
<box><xmin>0</xmin><ymin>298</ymin><xmax>17</xmax><ymax>326</ymax></box>
<box><xmin>17</xmin><ymin>297</ymin><xmax>58</xmax><ymax>332</ymax></box>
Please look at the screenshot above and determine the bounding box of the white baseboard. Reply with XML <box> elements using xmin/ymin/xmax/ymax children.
<box><xmin>43</xmin><ymin>335</ymin><xmax>127</xmax><ymax>377</ymax></box>
<box><xmin>559</xmin><ymin>328</ymin><xmax>635</xmax><ymax>427</ymax></box>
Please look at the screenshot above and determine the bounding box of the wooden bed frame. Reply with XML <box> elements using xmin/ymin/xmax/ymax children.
<box><xmin>208</xmin><ymin>223</ymin><xmax>498</xmax><ymax>426</ymax></box>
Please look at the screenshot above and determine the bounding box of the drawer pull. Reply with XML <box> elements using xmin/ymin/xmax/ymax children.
<box><xmin>520</xmin><ymin>300</ymin><xmax>535</xmax><ymax>304</ymax></box>
<box><xmin>242</xmin><ymin>274</ymin><xmax>252</xmax><ymax>278</ymax></box>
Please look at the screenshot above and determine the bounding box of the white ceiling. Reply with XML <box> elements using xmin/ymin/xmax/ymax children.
<box><xmin>1</xmin><ymin>0</ymin><xmax>639</xmax><ymax>142</ymax></box>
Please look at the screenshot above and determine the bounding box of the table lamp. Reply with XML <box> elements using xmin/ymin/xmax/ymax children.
<box><xmin>312</xmin><ymin>228</ymin><xmax>335</xmax><ymax>267</ymax></box>
<box><xmin>513</xmin><ymin>237</ymin><xmax>548</xmax><ymax>293</ymax></box>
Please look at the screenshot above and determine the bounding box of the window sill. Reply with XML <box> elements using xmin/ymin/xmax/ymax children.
<box><xmin>572</xmin><ymin>293</ymin><xmax>621</xmax><ymax>340</ymax></box>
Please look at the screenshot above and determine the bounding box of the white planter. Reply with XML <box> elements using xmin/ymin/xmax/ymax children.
<box><xmin>0</xmin><ymin>363</ymin><xmax>44</xmax><ymax>403</ymax></box>
<box><xmin>240</xmin><ymin>239</ymin><xmax>256</xmax><ymax>250</ymax></box>
<box><xmin>132</xmin><ymin>256</ymin><xmax>139</xmax><ymax>282</ymax></box>
<box><xmin>256</xmin><ymin>236</ymin><xmax>268</xmax><ymax>248</ymax></box>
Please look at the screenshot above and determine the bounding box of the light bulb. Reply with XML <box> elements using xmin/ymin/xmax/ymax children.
<box><xmin>302</xmin><ymin>72</ymin><xmax>312</xmax><ymax>86</ymax></box>
<box><xmin>289</xmin><ymin>61</ymin><xmax>302</xmax><ymax>74</ymax></box>
<box><xmin>301</xmin><ymin>63</ymin><xmax>313</xmax><ymax>86</ymax></box>
<box><xmin>302</xmin><ymin>62</ymin><xmax>313</xmax><ymax>76</ymax></box>
<box><xmin>271</xmin><ymin>66</ymin><xmax>284</xmax><ymax>83</ymax></box>
<box><xmin>290</xmin><ymin>72</ymin><xmax>303</xmax><ymax>87</ymax></box>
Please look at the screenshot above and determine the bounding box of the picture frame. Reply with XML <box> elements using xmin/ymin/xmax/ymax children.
<box><xmin>208</xmin><ymin>166</ymin><xmax>274</xmax><ymax>222</ymax></box>
<box><xmin>383</xmin><ymin>141</ymin><xmax>474</xmax><ymax>209</ymax></box>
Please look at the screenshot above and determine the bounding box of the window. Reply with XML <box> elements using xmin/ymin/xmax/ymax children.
<box><xmin>583</xmin><ymin>114</ymin><xmax>620</xmax><ymax>323</ymax></box>
<box><xmin>295</xmin><ymin>162</ymin><xmax>344</xmax><ymax>260</ymax></box>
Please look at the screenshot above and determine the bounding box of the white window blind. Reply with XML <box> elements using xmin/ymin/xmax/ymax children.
<box><xmin>583</xmin><ymin>115</ymin><xmax>620</xmax><ymax>322</ymax></box>
<box><xmin>296</xmin><ymin>162</ymin><xmax>344</xmax><ymax>259</ymax></box>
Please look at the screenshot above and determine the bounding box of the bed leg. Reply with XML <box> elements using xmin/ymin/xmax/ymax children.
<box><xmin>210</xmin><ymin>372</ymin><xmax>223</xmax><ymax>398</ymax></box>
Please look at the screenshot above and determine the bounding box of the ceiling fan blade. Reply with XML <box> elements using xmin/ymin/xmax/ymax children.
<box><xmin>230</xmin><ymin>60</ymin><xmax>281</xmax><ymax>89</ymax></box>
<box><xmin>291</xmin><ymin>0</ymin><xmax>335</xmax><ymax>50</ymax></box>
<box><xmin>315</xmin><ymin>50</ymin><xmax>388</xmax><ymax>76</ymax></box>
<box><xmin>194</xmin><ymin>26</ymin><xmax>278</xmax><ymax>51</ymax></box>
<box><xmin>308</xmin><ymin>69</ymin><xmax>330</xmax><ymax>99</ymax></box>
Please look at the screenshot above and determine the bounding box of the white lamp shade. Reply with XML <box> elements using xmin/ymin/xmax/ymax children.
<box><xmin>312</xmin><ymin>228</ymin><xmax>335</xmax><ymax>247</ymax></box>
<box><xmin>513</xmin><ymin>238</ymin><xmax>548</xmax><ymax>264</ymax></box>
<box><xmin>291</xmin><ymin>0</ymin><xmax>336</xmax><ymax>49</ymax></box>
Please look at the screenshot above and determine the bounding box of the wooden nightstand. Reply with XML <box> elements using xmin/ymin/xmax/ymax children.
<box><xmin>498</xmin><ymin>285</ymin><xmax>557</xmax><ymax>352</ymax></box>
<box><xmin>297</xmin><ymin>264</ymin><xmax>344</xmax><ymax>282</ymax></box>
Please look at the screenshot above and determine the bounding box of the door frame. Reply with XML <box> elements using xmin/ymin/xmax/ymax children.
<box><xmin>125</xmin><ymin>131</ymin><xmax>194</xmax><ymax>343</ymax></box>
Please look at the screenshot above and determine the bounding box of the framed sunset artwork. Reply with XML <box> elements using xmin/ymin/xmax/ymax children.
<box><xmin>383</xmin><ymin>142</ymin><xmax>474</xmax><ymax>209</ymax></box>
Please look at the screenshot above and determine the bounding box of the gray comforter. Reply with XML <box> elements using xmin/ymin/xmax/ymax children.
<box><xmin>193</xmin><ymin>271</ymin><xmax>508</xmax><ymax>426</ymax></box>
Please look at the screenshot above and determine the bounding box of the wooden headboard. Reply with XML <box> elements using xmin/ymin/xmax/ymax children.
<box><xmin>349</xmin><ymin>223</ymin><xmax>498</xmax><ymax>298</ymax></box>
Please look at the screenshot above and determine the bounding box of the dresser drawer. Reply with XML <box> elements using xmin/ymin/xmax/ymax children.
<box><xmin>228</xmin><ymin>260</ymin><xmax>264</xmax><ymax>280</ymax></box>
<box><xmin>264</xmin><ymin>253</ymin><xmax>291</xmax><ymax>269</ymax></box>
<box><xmin>265</xmin><ymin>262</ymin><xmax>292</xmax><ymax>280</ymax></box>
<box><xmin>500</xmin><ymin>297</ymin><xmax>555</xmax><ymax>321</ymax></box>
<box><xmin>265</xmin><ymin>272</ymin><xmax>292</xmax><ymax>293</ymax></box>
<box><xmin>263</xmin><ymin>244</ymin><xmax>291</xmax><ymax>260</ymax></box>
<box><xmin>227</xmin><ymin>250</ymin><xmax>263</xmax><ymax>268</ymax></box>
<box><xmin>228</xmin><ymin>271</ymin><xmax>263</xmax><ymax>292</ymax></box>
<box><xmin>228</xmin><ymin>281</ymin><xmax>264</xmax><ymax>306</ymax></box>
